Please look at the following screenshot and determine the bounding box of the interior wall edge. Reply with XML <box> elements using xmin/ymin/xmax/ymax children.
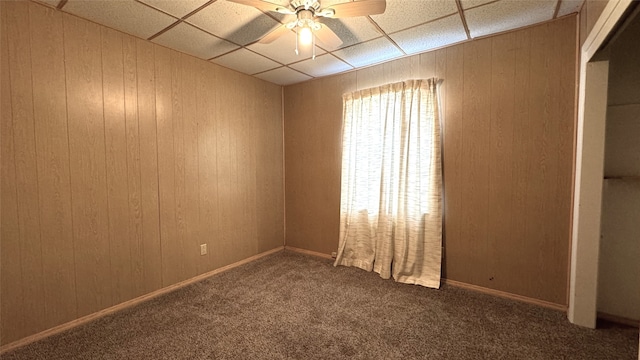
<box><xmin>566</xmin><ymin>1</ymin><xmax>582</xmax><ymax>309</ymax></box>
<box><xmin>281</xmin><ymin>85</ymin><xmax>287</xmax><ymax>247</ymax></box>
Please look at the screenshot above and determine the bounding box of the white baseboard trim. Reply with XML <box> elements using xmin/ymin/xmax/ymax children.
<box><xmin>284</xmin><ymin>245</ymin><xmax>334</xmax><ymax>260</ymax></box>
<box><xmin>0</xmin><ymin>246</ymin><xmax>284</xmax><ymax>354</ymax></box>
<box><xmin>443</xmin><ymin>278</ymin><xmax>568</xmax><ymax>312</ymax></box>
<box><xmin>597</xmin><ymin>312</ymin><xmax>640</xmax><ymax>328</ymax></box>
<box><xmin>285</xmin><ymin>246</ymin><xmax>568</xmax><ymax>313</ymax></box>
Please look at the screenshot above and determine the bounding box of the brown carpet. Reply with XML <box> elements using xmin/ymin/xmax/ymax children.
<box><xmin>3</xmin><ymin>250</ymin><xmax>638</xmax><ymax>359</ymax></box>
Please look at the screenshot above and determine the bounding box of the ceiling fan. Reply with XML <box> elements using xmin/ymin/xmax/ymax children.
<box><xmin>227</xmin><ymin>0</ymin><xmax>386</xmax><ymax>56</ymax></box>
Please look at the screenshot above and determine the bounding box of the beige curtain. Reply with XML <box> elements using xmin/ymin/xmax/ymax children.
<box><xmin>334</xmin><ymin>79</ymin><xmax>442</xmax><ymax>289</ymax></box>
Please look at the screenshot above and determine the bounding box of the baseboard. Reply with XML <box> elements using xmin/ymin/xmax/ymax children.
<box><xmin>597</xmin><ymin>312</ymin><xmax>640</xmax><ymax>328</ymax></box>
<box><xmin>0</xmin><ymin>246</ymin><xmax>284</xmax><ymax>354</ymax></box>
<box><xmin>443</xmin><ymin>279</ymin><xmax>568</xmax><ymax>312</ymax></box>
<box><xmin>284</xmin><ymin>245</ymin><xmax>334</xmax><ymax>260</ymax></box>
<box><xmin>284</xmin><ymin>248</ymin><xmax>568</xmax><ymax>312</ymax></box>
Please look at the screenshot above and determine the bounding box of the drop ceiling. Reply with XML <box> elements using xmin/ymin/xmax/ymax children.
<box><xmin>35</xmin><ymin>0</ymin><xmax>585</xmax><ymax>86</ymax></box>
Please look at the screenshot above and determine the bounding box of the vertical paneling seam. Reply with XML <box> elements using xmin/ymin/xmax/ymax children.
<box><xmin>99</xmin><ymin>25</ymin><xmax>114</xmax><ymax>306</ymax></box>
<box><xmin>25</xmin><ymin>2</ymin><xmax>44</xmax><ymax>323</ymax></box>
<box><xmin>152</xmin><ymin>45</ymin><xmax>163</xmax><ymax>285</ymax></box>
<box><xmin>134</xmin><ymin>40</ymin><xmax>146</xmax><ymax>282</ymax></box>
<box><xmin>236</xmin><ymin>83</ymin><xmax>243</xmax><ymax>255</ymax></box>
<box><xmin>60</xmin><ymin>11</ymin><xmax>79</xmax><ymax>319</ymax></box>
<box><xmin>194</xmin><ymin>60</ymin><xmax>201</xmax><ymax>270</ymax></box>
<box><xmin>459</xmin><ymin>45</ymin><xmax>466</xmax><ymax>252</ymax></box>
<box><xmin>524</xmin><ymin>28</ymin><xmax>532</xmax><ymax>254</ymax></box>
<box><xmin>486</xmin><ymin>38</ymin><xmax>494</xmax><ymax>271</ymax></box>
<box><xmin>171</xmin><ymin>52</ymin><xmax>180</xmax><ymax>281</ymax></box>
<box><xmin>178</xmin><ymin>53</ymin><xmax>189</xmax><ymax>279</ymax></box>
<box><xmin>195</xmin><ymin>61</ymin><xmax>202</xmax><ymax>271</ymax></box>
<box><xmin>214</xmin><ymin>69</ymin><xmax>222</xmax><ymax>268</ymax></box>
<box><xmin>437</xmin><ymin>52</ymin><xmax>446</xmax><ymax>255</ymax></box>
<box><xmin>120</xmin><ymin>34</ymin><xmax>131</xmax><ymax>294</ymax></box>
<box><xmin>122</xmin><ymin>36</ymin><xmax>135</xmax><ymax>292</ymax></box>
<box><xmin>509</xmin><ymin>31</ymin><xmax>521</xmax><ymax>296</ymax></box>
<box><xmin>6</xmin><ymin>4</ymin><xmax>26</xmax><ymax>332</ymax></box>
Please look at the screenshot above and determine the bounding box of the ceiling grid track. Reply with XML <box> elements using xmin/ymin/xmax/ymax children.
<box><xmin>366</xmin><ymin>15</ymin><xmax>406</xmax><ymax>56</ymax></box>
<box><xmin>455</xmin><ymin>0</ymin><xmax>472</xmax><ymax>40</ymax></box>
<box><xmin>36</xmin><ymin>0</ymin><xmax>586</xmax><ymax>85</ymax></box>
<box><xmin>553</xmin><ymin>0</ymin><xmax>563</xmax><ymax>19</ymax></box>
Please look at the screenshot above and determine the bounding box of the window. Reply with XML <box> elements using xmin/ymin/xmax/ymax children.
<box><xmin>334</xmin><ymin>79</ymin><xmax>443</xmax><ymax>289</ymax></box>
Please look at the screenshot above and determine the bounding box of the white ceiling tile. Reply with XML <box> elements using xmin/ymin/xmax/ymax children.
<box><xmin>247</xmin><ymin>30</ymin><xmax>326</xmax><ymax>65</ymax></box>
<box><xmin>558</xmin><ymin>0</ymin><xmax>584</xmax><ymax>16</ymax></box>
<box><xmin>391</xmin><ymin>14</ymin><xmax>467</xmax><ymax>55</ymax></box>
<box><xmin>319</xmin><ymin>17</ymin><xmax>382</xmax><ymax>49</ymax></box>
<box><xmin>333</xmin><ymin>37</ymin><xmax>403</xmax><ymax>68</ymax></box>
<box><xmin>371</xmin><ymin>0</ymin><xmax>458</xmax><ymax>34</ymax></box>
<box><xmin>152</xmin><ymin>22</ymin><xmax>239</xmax><ymax>59</ymax></box>
<box><xmin>211</xmin><ymin>48</ymin><xmax>280</xmax><ymax>75</ymax></box>
<box><xmin>64</xmin><ymin>0</ymin><xmax>177</xmax><ymax>39</ymax></box>
<box><xmin>289</xmin><ymin>54</ymin><xmax>353</xmax><ymax>77</ymax></box>
<box><xmin>460</xmin><ymin>0</ymin><xmax>497</xmax><ymax>9</ymax></box>
<box><xmin>464</xmin><ymin>0</ymin><xmax>556</xmax><ymax>38</ymax></box>
<box><xmin>46</xmin><ymin>0</ymin><xmax>579</xmax><ymax>83</ymax></box>
<box><xmin>139</xmin><ymin>0</ymin><xmax>209</xmax><ymax>18</ymax></box>
<box><xmin>186</xmin><ymin>0</ymin><xmax>281</xmax><ymax>46</ymax></box>
<box><xmin>254</xmin><ymin>67</ymin><xmax>312</xmax><ymax>85</ymax></box>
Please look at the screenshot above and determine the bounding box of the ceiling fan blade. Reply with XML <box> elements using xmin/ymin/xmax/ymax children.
<box><xmin>226</xmin><ymin>0</ymin><xmax>293</xmax><ymax>14</ymax></box>
<box><xmin>321</xmin><ymin>0</ymin><xmax>386</xmax><ymax>18</ymax></box>
<box><xmin>314</xmin><ymin>24</ymin><xmax>343</xmax><ymax>49</ymax></box>
<box><xmin>258</xmin><ymin>24</ymin><xmax>291</xmax><ymax>44</ymax></box>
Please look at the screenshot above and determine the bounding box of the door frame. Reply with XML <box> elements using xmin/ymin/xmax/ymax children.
<box><xmin>568</xmin><ymin>0</ymin><xmax>634</xmax><ymax>328</ymax></box>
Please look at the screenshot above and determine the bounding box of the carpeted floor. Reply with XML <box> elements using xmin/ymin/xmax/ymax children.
<box><xmin>3</xmin><ymin>250</ymin><xmax>638</xmax><ymax>359</ymax></box>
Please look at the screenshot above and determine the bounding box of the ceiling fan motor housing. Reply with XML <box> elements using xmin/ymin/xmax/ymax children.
<box><xmin>296</xmin><ymin>8</ymin><xmax>321</xmax><ymax>31</ymax></box>
<box><xmin>290</xmin><ymin>0</ymin><xmax>321</xmax><ymax>13</ymax></box>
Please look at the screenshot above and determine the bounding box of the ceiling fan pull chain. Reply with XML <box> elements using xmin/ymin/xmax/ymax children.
<box><xmin>312</xmin><ymin>30</ymin><xmax>316</xmax><ymax>60</ymax></box>
<box><xmin>295</xmin><ymin>26</ymin><xmax>299</xmax><ymax>55</ymax></box>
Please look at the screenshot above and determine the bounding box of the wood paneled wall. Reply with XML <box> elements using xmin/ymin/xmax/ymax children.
<box><xmin>284</xmin><ymin>16</ymin><xmax>577</xmax><ymax>306</ymax></box>
<box><xmin>0</xmin><ymin>1</ymin><xmax>283</xmax><ymax>345</ymax></box>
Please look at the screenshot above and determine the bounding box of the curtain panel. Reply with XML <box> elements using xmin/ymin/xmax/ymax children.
<box><xmin>334</xmin><ymin>79</ymin><xmax>443</xmax><ymax>289</ymax></box>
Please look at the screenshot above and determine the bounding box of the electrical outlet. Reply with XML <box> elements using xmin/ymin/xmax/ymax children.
<box><xmin>200</xmin><ymin>244</ymin><xmax>207</xmax><ymax>256</ymax></box>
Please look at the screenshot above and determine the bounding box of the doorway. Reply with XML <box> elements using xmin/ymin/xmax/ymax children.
<box><xmin>569</xmin><ymin>0</ymin><xmax>638</xmax><ymax>330</ymax></box>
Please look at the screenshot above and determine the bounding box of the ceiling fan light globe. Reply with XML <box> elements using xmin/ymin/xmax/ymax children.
<box><xmin>299</xmin><ymin>26</ymin><xmax>313</xmax><ymax>45</ymax></box>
